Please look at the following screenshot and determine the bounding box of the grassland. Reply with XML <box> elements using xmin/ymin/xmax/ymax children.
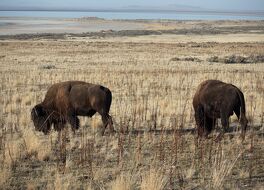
<box><xmin>0</xmin><ymin>20</ymin><xmax>264</xmax><ymax>189</ymax></box>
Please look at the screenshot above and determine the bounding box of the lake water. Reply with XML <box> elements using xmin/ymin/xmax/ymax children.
<box><xmin>0</xmin><ymin>10</ymin><xmax>264</xmax><ymax>20</ymax></box>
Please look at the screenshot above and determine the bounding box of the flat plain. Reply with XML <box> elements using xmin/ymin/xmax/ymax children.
<box><xmin>0</xmin><ymin>20</ymin><xmax>264</xmax><ymax>189</ymax></box>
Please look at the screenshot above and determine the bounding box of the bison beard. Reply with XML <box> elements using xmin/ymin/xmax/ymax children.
<box><xmin>193</xmin><ymin>80</ymin><xmax>248</xmax><ymax>139</ymax></box>
<box><xmin>31</xmin><ymin>81</ymin><xmax>114</xmax><ymax>135</ymax></box>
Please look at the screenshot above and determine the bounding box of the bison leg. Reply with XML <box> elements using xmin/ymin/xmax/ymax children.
<box><xmin>53</xmin><ymin>116</ymin><xmax>66</xmax><ymax>131</ymax></box>
<box><xmin>204</xmin><ymin>116</ymin><xmax>215</xmax><ymax>136</ymax></box>
<box><xmin>216</xmin><ymin>111</ymin><xmax>229</xmax><ymax>141</ymax></box>
<box><xmin>67</xmin><ymin>115</ymin><xmax>80</xmax><ymax>132</ymax></box>
<box><xmin>194</xmin><ymin>105</ymin><xmax>214</xmax><ymax>138</ymax></box>
<box><xmin>194</xmin><ymin>104</ymin><xmax>205</xmax><ymax>137</ymax></box>
<box><xmin>220</xmin><ymin>111</ymin><xmax>229</xmax><ymax>133</ymax></box>
<box><xmin>101</xmin><ymin>114</ymin><xmax>114</xmax><ymax>136</ymax></box>
<box><xmin>54</xmin><ymin>121</ymin><xmax>65</xmax><ymax>131</ymax></box>
<box><xmin>107</xmin><ymin>115</ymin><xmax>115</xmax><ymax>133</ymax></box>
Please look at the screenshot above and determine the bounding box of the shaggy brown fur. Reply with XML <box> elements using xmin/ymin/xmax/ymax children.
<box><xmin>31</xmin><ymin>81</ymin><xmax>114</xmax><ymax>135</ymax></box>
<box><xmin>193</xmin><ymin>80</ymin><xmax>248</xmax><ymax>138</ymax></box>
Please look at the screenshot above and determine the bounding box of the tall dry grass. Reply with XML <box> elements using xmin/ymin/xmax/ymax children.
<box><xmin>0</xmin><ymin>38</ymin><xmax>263</xmax><ymax>189</ymax></box>
<box><xmin>141</xmin><ymin>168</ymin><xmax>168</xmax><ymax>190</ymax></box>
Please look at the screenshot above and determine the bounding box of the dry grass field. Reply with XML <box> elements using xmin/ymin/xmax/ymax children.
<box><xmin>0</xmin><ymin>20</ymin><xmax>264</xmax><ymax>189</ymax></box>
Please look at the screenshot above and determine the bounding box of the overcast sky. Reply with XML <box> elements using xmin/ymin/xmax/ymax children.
<box><xmin>1</xmin><ymin>0</ymin><xmax>264</xmax><ymax>11</ymax></box>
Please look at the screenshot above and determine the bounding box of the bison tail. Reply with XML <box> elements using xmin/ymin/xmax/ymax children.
<box><xmin>106</xmin><ymin>90</ymin><xmax>112</xmax><ymax>113</ymax></box>
<box><xmin>236</xmin><ymin>89</ymin><xmax>246</xmax><ymax>115</ymax></box>
<box><xmin>101</xmin><ymin>86</ymin><xmax>112</xmax><ymax>113</ymax></box>
<box><xmin>236</xmin><ymin>89</ymin><xmax>248</xmax><ymax>135</ymax></box>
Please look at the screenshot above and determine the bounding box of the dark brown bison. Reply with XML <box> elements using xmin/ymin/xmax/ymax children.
<box><xmin>31</xmin><ymin>81</ymin><xmax>114</xmax><ymax>135</ymax></box>
<box><xmin>193</xmin><ymin>80</ymin><xmax>248</xmax><ymax>139</ymax></box>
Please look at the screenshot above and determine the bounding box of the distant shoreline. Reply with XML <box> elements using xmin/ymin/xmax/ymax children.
<box><xmin>0</xmin><ymin>19</ymin><xmax>264</xmax><ymax>40</ymax></box>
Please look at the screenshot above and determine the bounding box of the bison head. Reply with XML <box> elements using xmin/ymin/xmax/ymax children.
<box><xmin>31</xmin><ymin>104</ymin><xmax>51</xmax><ymax>134</ymax></box>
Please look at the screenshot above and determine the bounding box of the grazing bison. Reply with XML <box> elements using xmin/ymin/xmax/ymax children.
<box><xmin>193</xmin><ymin>80</ymin><xmax>248</xmax><ymax>139</ymax></box>
<box><xmin>31</xmin><ymin>81</ymin><xmax>114</xmax><ymax>135</ymax></box>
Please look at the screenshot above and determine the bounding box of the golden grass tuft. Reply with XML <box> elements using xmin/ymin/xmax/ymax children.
<box><xmin>141</xmin><ymin>168</ymin><xmax>168</xmax><ymax>190</ymax></box>
<box><xmin>22</xmin><ymin>128</ymin><xmax>52</xmax><ymax>161</ymax></box>
<box><xmin>54</xmin><ymin>172</ymin><xmax>72</xmax><ymax>190</ymax></box>
<box><xmin>111</xmin><ymin>173</ymin><xmax>134</xmax><ymax>190</ymax></box>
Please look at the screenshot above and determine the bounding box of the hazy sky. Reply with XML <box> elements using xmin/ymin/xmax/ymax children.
<box><xmin>1</xmin><ymin>0</ymin><xmax>264</xmax><ymax>11</ymax></box>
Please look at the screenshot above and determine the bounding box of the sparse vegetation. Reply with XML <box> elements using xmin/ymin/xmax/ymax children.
<box><xmin>170</xmin><ymin>56</ymin><xmax>202</xmax><ymax>62</ymax></box>
<box><xmin>207</xmin><ymin>54</ymin><xmax>264</xmax><ymax>64</ymax></box>
<box><xmin>38</xmin><ymin>64</ymin><xmax>57</xmax><ymax>70</ymax></box>
<box><xmin>0</xmin><ymin>20</ymin><xmax>263</xmax><ymax>189</ymax></box>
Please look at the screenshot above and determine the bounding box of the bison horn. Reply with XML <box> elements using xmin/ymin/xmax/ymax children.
<box><xmin>34</xmin><ymin>107</ymin><xmax>38</xmax><ymax>117</ymax></box>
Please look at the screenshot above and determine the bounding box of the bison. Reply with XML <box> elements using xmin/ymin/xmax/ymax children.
<box><xmin>31</xmin><ymin>81</ymin><xmax>114</xmax><ymax>135</ymax></box>
<box><xmin>193</xmin><ymin>80</ymin><xmax>248</xmax><ymax>139</ymax></box>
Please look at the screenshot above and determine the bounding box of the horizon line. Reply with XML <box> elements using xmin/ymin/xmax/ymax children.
<box><xmin>0</xmin><ymin>8</ymin><xmax>264</xmax><ymax>15</ymax></box>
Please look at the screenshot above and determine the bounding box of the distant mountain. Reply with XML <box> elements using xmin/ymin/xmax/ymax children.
<box><xmin>121</xmin><ymin>4</ymin><xmax>264</xmax><ymax>13</ymax></box>
<box><xmin>122</xmin><ymin>4</ymin><xmax>204</xmax><ymax>11</ymax></box>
